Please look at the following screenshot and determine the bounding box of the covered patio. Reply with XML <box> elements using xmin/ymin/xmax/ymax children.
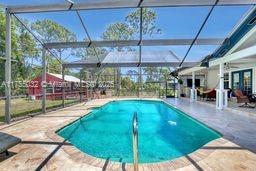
<box><xmin>178</xmin><ymin>9</ymin><xmax>256</xmax><ymax>113</ymax></box>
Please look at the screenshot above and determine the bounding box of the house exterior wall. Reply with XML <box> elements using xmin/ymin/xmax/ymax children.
<box><xmin>206</xmin><ymin>69</ymin><xmax>219</xmax><ymax>89</ymax></box>
<box><xmin>205</xmin><ymin>63</ymin><xmax>256</xmax><ymax>93</ymax></box>
<box><xmin>28</xmin><ymin>73</ymin><xmax>63</xmax><ymax>96</ymax></box>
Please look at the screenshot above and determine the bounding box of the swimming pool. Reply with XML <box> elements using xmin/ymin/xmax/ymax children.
<box><xmin>57</xmin><ymin>100</ymin><xmax>221</xmax><ymax>163</ymax></box>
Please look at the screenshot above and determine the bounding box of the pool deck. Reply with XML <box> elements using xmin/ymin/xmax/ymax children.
<box><xmin>0</xmin><ymin>98</ymin><xmax>256</xmax><ymax>171</ymax></box>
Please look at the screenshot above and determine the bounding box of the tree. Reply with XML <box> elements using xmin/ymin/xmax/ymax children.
<box><xmin>126</xmin><ymin>69</ymin><xmax>138</xmax><ymax>81</ymax></box>
<box><xmin>121</xmin><ymin>76</ymin><xmax>137</xmax><ymax>95</ymax></box>
<box><xmin>15</xmin><ymin>19</ymin><xmax>39</xmax><ymax>80</ymax></box>
<box><xmin>101</xmin><ymin>8</ymin><xmax>161</xmax><ymax>96</ymax></box>
<box><xmin>0</xmin><ymin>9</ymin><xmax>39</xmax><ymax>95</ymax></box>
<box><xmin>31</xmin><ymin>19</ymin><xmax>76</xmax><ymax>43</ymax></box>
<box><xmin>125</xmin><ymin>8</ymin><xmax>161</xmax><ymax>36</ymax></box>
<box><xmin>143</xmin><ymin>67</ymin><xmax>158</xmax><ymax>82</ymax></box>
<box><xmin>76</xmin><ymin>46</ymin><xmax>106</xmax><ymax>60</ymax></box>
<box><xmin>31</xmin><ymin>19</ymin><xmax>77</xmax><ymax>73</ymax></box>
<box><xmin>102</xmin><ymin>8</ymin><xmax>161</xmax><ymax>51</ymax></box>
<box><xmin>102</xmin><ymin>22</ymin><xmax>135</xmax><ymax>41</ymax></box>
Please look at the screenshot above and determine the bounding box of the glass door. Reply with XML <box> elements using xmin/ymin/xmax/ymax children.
<box><xmin>232</xmin><ymin>69</ymin><xmax>252</xmax><ymax>95</ymax></box>
<box><xmin>232</xmin><ymin>72</ymin><xmax>240</xmax><ymax>90</ymax></box>
<box><xmin>243</xmin><ymin>70</ymin><xmax>252</xmax><ymax>95</ymax></box>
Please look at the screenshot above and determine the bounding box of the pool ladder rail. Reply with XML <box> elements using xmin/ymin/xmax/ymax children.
<box><xmin>132</xmin><ymin>112</ymin><xmax>139</xmax><ymax>171</ymax></box>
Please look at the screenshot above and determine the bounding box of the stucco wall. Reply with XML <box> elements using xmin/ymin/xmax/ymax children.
<box><xmin>205</xmin><ymin>63</ymin><xmax>256</xmax><ymax>92</ymax></box>
<box><xmin>206</xmin><ymin>69</ymin><xmax>219</xmax><ymax>89</ymax></box>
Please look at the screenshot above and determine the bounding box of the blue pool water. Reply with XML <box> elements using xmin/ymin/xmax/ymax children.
<box><xmin>57</xmin><ymin>100</ymin><xmax>220</xmax><ymax>163</ymax></box>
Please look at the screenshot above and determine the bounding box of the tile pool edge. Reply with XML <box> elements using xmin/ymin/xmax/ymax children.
<box><xmin>45</xmin><ymin>98</ymin><xmax>226</xmax><ymax>170</ymax></box>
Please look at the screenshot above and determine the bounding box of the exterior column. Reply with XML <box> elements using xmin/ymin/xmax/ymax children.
<box><xmin>79</xmin><ymin>71</ymin><xmax>82</xmax><ymax>103</ymax></box>
<box><xmin>42</xmin><ymin>48</ymin><xmax>46</xmax><ymax>113</ymax></box>
<box><xmin>190</xmin><ymin>71</ymin><xmax>197</xmax><ymax>102</ymax></box>
<box><xmin>192</xmin><ymin>71</ymin><xmax>195</xmax><ymax>90</ymax></box>
<box><xmin>62</xmin><ymin>66</ymin><xmax>65</xmax><ymax>107</ymax></box>
<box><xmin>5</xmin><ymin>9</ymin><xmax>11</xmax><ymax>124</ymax></box>
<box><xmin>177</xmin><ymin>75</ymin><xmax>181</xmax><ymax>98</ymax></box>
<box><xmin>219</xmin><ymin>63</ymin><xmax>224</xmax><ymax>91</ymax></box>
<box><xmin>216</xmin><ymin>63</ymin><xmax>226</xmax><ymax>109</ymax></box>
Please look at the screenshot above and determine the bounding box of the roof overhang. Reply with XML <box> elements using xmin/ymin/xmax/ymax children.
<box><xmin>178</xmin><ymin>45</ymin><xmax>256</xmax><ymax>75</ymax></box>
<box><xmin>178</xmin><ymin>67</ymin><xmax>206</xmax><ymax>75</ymax></box>
<box><xmin>226</xmin><ymin>25</ymin><xmax>256</xmax><ymax>55</ymax></box>
<box><xmin>209</xmin><ymin>45</ymin><xmax>256</xmax><ymax>66</ymax></box>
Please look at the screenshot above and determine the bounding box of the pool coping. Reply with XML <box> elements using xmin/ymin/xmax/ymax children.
<box><xmin>45</xmin><ymin>98</ymin><xmax>230</xmax><ymax>170</ymax></box>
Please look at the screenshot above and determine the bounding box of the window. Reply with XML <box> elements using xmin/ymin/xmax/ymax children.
<box><xmin>45</xmin><ymin>83</ymin><xmax>54</xmax><ymax>94</ymax></box>
<box><xmin>187</xmin><ymin>79</ymin><xmax>200</xmax><ymax>87</ymax></box>
<box><xmin>224</xmin><ymin>73</ymin><xmax>229</xmax><ymax>89</ymax></box>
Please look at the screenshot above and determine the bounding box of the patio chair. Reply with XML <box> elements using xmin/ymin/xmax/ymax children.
<box><xmin>234</xmin><ymin>89</ymin><xmax>255</xmax><ymax>108</ymax></box>
<box><xmin>0</xmin><ymin>132</ymin><xmax>21</xmax><ymax>156</ymax></box>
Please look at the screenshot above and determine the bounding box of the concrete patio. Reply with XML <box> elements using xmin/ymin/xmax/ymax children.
<box><xmin>0</xmin><ymin>98</ymin><xmax>256</xmax><ymax>171</ymax></box>
<box><xmin>195</xmin><ymin>97</ymin><xmax>256</xmax><ymax>118</ymax></box>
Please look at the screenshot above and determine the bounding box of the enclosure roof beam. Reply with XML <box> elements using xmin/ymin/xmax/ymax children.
<box><xmin>8</xmin><ymin>0</ymin><xmax>256</xmax><ymax>14</ymax></box>
<box><xmin>44</xmin><ymin>38</ymin><xmax>225</xmax><ymax>49</ymax></box>
<box><xmin>62</xmin><ymin>61</ymin><xmax>199</xmax><ymax>68</ymax></box>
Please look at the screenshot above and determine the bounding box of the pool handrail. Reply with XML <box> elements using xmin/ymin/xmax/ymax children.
<box><xmin>132</xmin><ymin>112</ymin><xmax>139</xmax><ymax>171</ymax></box>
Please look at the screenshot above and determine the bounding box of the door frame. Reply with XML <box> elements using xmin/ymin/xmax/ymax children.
<box><xmin>231</xmin><ymin>69</ymin><xmax>253</xmax><ymax>94</ymax></box>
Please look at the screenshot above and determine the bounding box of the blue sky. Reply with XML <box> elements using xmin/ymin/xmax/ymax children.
<box><xmin>0</xmin><ymin>1</ymin><xmax>252</xmax><ymax>63</ymax></box>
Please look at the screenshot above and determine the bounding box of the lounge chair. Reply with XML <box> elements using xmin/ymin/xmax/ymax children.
<box><xmin>234</xmin><ymin>89</ymin><xmax>255</xmax><ymax>108</ymax></box>
<box><xmin>0</xmin><ymin>132</ymin><xmax>21</xmax><ymax>156</ymax></box>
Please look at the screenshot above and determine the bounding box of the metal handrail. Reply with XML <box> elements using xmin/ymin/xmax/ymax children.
<box><xmin>132</xmin><ymin>112</ymin><xmax>139</xmax><ymax>171</ymax></box>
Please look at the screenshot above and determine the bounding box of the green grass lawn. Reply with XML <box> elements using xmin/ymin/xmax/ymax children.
<box><xmin>0</xmin><ymin>98</ymin><xmax>79</xmax><ymax>122</ymax></box>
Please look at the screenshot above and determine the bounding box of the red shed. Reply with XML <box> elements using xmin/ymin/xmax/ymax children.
<box><xmin>28</xmin><ymin>73</ymin><xmax>87</xmax><ymax>100</ymax></box>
